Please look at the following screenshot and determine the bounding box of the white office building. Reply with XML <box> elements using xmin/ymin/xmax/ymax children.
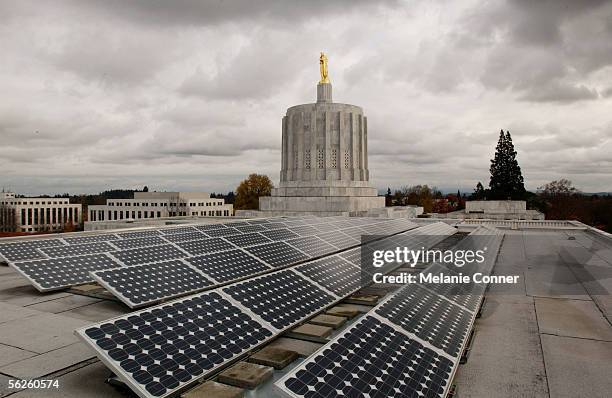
<box><xmin>0</xmin><ymin>192</ymin><xmax>83</xmax><ymax>233</ymax></box>
<box><xmin>87</xmin><ymin>192</ymin><xmax>233</xmax><ymax>222</ymax></box>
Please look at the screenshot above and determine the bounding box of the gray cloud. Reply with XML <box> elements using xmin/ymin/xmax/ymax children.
<box><xmin>0</xmin><ymin>0</ymin><xmax>611</xmax><ymax>196</ymax></box>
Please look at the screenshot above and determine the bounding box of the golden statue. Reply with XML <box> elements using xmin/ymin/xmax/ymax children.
<box><xmin>319</xmin><ymin>52</ymin><xmax>330</xmax><ymax>84</ymax></box>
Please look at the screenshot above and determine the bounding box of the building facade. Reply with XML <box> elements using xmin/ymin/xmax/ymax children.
<box><xmin>0</xmin><ymin>192</ymin><xmax>83</xmax><ymax>233</ymax></box>
<box><xmin>87</xmin><ymin>192</ymin><xmax>233</xmax><ymax>222</ymax></box>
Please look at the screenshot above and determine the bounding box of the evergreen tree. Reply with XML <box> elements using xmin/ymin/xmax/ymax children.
<box><xmin>489</xmin><ymin>130</ymin><xmax>526</xmax><ymax>199</ymax></box>
<box><xmin>472</xmin><ymin>182</ymin><xmax>485</xmax><ymax>200</ymax></box>
<box><xmin>385</xmin><ymin>188</ymin><xmax>392</xmax><ymax>207</ymax></box>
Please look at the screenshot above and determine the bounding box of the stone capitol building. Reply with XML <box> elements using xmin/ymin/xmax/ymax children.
<box><xmin>244</xmin><ymin>53</ymin><xmax>399</xmax><ymax>217</ymax></box>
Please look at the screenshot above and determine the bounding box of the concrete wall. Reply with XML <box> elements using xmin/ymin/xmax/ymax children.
<box><xmin>466</xmin><ymin>200</ymin><xmax>527</xmax><ymax>214</ymax></box>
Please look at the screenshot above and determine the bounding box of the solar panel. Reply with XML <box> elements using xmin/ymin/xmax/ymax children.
<box><xmin>194</xmin><ymin>224</ymin><xmax>227</xmax><ymax>231</ymax></box>
<box><xmin>234</xmin><ymin>224</ymin><xmax>266</xmax><ymax>233</ymax></box>
<box><xmin>289</xmin><ymin>225</ymin><xmax>320</xmax><ymax>236</ymax></box>
<box><xmin>77</xmin><ymin>292</ymin><xmax>274</xmax><ymax>398</ymax></box>
<box><xmin>313</xmin><ymin>222</ymin><xmax>340</xmax><ymax>232</ymax></box>
<box><xmin>338</xmin><ymin>247</ymin><xmax>361</xmax><ymax>266</ymax></box>
<box><xmin>92</xmin><ymin>260</ymin><xmax>214</xmax><ymax>308</ymax></box>
<box><xmin>40</xmin><ymin>241</ymin><xmax>116</xmax><ymax>258</ymax></box>
<box><xmin>112</xmin><ymin>237</ymin><xmax>169</xmax><ymax>250</ymax></box>
<box><xmin>243</xmin><ymin>241</ymin><xmax>310</xmax><ymax>268</ymax></box>
<box><xmin>160</xmin><ymin>231</ymin><xmax>207</xmax><ymax>243</ymax></box>
<box><xmin>261</xmin><ymin>222</ymin><xmax>288</xmax><ymax>230</ymax></box>
<box><xmin>278</xmin><ymin>315</ymin><xmax>454</xmax><ymax>398</ymax></box>
<box><xmin>286</xmin><ymin>236</ymin><xmax>337</xmax><ymax>257</ymax></box>
<box><xmin>260</xmin><ymin>228</ymin><xmax>299</xmax><ymax>241</ymax></box>
<box><xmin>375</xmin><ymin>284</ymin><xmax>473</xmax><ymax>357</ymax></box>
<box><xmin>245</xmin><ymin>219</ymin><xmax>269</xmax><ymax>224</ymax></box>
<box><xmin>295</xmin><ymin>256</ymin><xmax>361</xmax><ymax>297</ymax></box>
<box><xmin>222</xmin><ymin>233</ymin><xmax>272</xmax><ymax>248</ymax></box>
<box><xmin>201</xmin><ymin>227</ymin><xmax>242</xmax><ymax>237</ymax></box>
<box><xmin>186</xmin><ymin>250</ymin><xmax>271</xmax><ymax>283</ymax></box>
<box><xmin>64</xmin><ymin>234</ymin><xmax>120</xmax><ymax>245</ymax></box>
<box><xmin>111</xmin><ymin>245</ymin><xmax>186</xmax><ymax>266</ymax></box>
<box><xmin>0</xmin><ymin>239</ymin><xmax>64</xmax><ymax>261</ymax></box>
<box><xmin>315</xmin><ymin>231</ymin><xmax>359</xmax><ymax>250</ymax></box>
<box><xmin>11</xmin><ymin>254</ymin><xmax>121</xmax><ymax>291</ymax></box>
<box><xmin>117</xmin><ymin>230</ymin><xmax>162</xmax><ymax>239</ymax></box>
<box><xmin>222</xmin><ymin>270</ymin><xmax>335</xmax><ymax>329</ymax></box>
<box><xmin>175</xmin><ymin>238</ymin><xmax>236</xmax><ymax>256</ymax></box>
<box><xmin>419</xmin><ymin>263</ymin><xmax>484</xmax><ymax>312</ymax></box>
<box><xmin>225</xmin><ymin>221</ymin><xmax>250</xmax><ymax>227</ymax></box>
<box><xmin>159</xmin><ymin>226</ymin><xmax>198</xmax><ymax>235</ymax></box>
<box><xmin>341</xmin><ymin>227</ymin><xmax>366</xmax><ymax>242</ymax></box>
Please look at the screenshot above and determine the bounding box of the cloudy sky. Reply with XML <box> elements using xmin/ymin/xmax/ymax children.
<box><xmin>1</xmin><ymin>0</ymin><xmax>611</xmax><ymax>196</ymax></box>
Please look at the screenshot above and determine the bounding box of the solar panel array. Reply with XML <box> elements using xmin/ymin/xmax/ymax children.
<box><xmin>76</xmin><ymin>221</ymin><xmax>459</xmax><ymax>398</ymax></box>
<box><xmin>277</xmin><ymin>225</ymin><xmax>504</xmax><ymax>398</ymax></box>
<box><xmin>1</xmin><ymin>216</ymin><xmax>418</xmax><ymax>294</ymax></box>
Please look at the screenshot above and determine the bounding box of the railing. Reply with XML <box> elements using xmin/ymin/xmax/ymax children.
<box><xmin>412</xmin><ymin>218</ymin><xmax>587</xmax><ymax>230</ymax></box>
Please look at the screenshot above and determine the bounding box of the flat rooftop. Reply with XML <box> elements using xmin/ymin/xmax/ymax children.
<box><xmin>0</xmin><ymin>225</ymin><xmax>611</xmax><ymax>397</ymax></box>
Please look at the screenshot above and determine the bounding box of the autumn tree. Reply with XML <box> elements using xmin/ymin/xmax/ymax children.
<box><xmin>489</xmin><ymin>130</ymin><xmax>526</xmax><ymax>200</ymax></box>
<box><xmin>396</xmin><ymin>185</ymin><xmax>438</xmax><ymax>213</ymax></box>
<box><xmin>538</xmin><ymin>179</ymin><xmax>581</xmax><ymax>220</ymax></box>
<box><xmin>234</xmin><ymin>174</ymin><xmax>274</xmax><ymax>210</ymax></box>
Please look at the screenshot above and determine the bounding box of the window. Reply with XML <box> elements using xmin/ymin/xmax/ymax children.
<box><xmin>317</xmin><ymin>148</ymin><xmax>324</xmax><ymax>168</ymax></box>
<box><xmin>331</xmin><ymin>148</ymin><xmax>337</xmax><ymax>168</ymax></box>
<box><xmin>305</xmin><ymin>150</ymin><xmax>311</xmax><ymax>169</ymax></box>
<box><xmin>157</xmin><ymin>211</ymin><xmax>161</xmax><ymax>218</ymax></box>
<box><xmin>344</xmin><ymin>150</ymin><xmax>350</xmax><ymax>169</ymax></box>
